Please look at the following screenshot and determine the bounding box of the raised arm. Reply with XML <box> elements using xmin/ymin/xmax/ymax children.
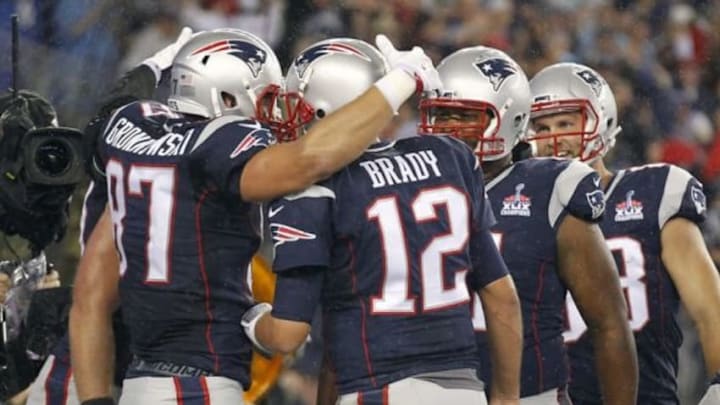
<box><xmin>240</xmin><ymin>36</ymin><xmax>442</xmax><ymax>202</ymax></box>
<box><xmin>556</xmin><ymin>214</ymin><xmax>638</xmax><ymax>404</ymax></box>
<box><xmin>69</xmin><ymin>208</ymin><xmax>119</xmax><ymax>404</ymax></box>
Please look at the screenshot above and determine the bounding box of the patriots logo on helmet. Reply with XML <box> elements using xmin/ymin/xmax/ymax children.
<box><xmin>191</xmin><ymin>40</ymin><xmax>267</xmax><ymax>77</ymax></box>
<box><xmin>575</xmin><ymin>69</ymin><xmax>603</xmax><ymax>97</ymax></box>
<box><xmin>271</xmin><ymin>223</ymin><xmax>317</xmax><ymax>246</ymax></box>
<box><xmin>294</xmin><ymin>43</ymin><xmax>371</xmax><ymax>78</ymax></box>
<box><xmin>474</xmin><ymin>58</ymin><xmax>517</xmax><ymax>92</ymax></box>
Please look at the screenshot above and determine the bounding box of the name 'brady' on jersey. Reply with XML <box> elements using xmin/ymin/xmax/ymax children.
<box><xmin>266</xmin><ymin>135</ymin><xmax>506</xmax><ymax>395</ymax></box>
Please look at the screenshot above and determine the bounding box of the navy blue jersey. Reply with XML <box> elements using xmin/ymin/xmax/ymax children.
<box><xmin>268</xmin><ymin>136</ymin><xmax>504</xmax><ymax>394</ymax></box>
<box><xmin>566</xmin><ymin>163</ymin><xmax>707</xmax><ymax>405</ymax></box>
<box><xmin>96</xmin><ymin>100</ymin><xmax>273</xmax><ymax>387</ymax></box>
<box><xmin>472</xmin><ymin>158</ymin><xmax>604</xmax><ymax>397</ymax></box>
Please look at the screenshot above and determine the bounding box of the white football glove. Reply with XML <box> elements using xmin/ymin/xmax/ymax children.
<box><xmin>142</xmin><ymin>26</ymin><xmax>194</xmax><ymax>84</ymax></box>
<box><xmin>375</xmin><ymin>34</ymin><xmax>442</xmax><ymax>95</ymax></box>
<box><xmin>241</xmin><ymin>302</ymin><xmax>274</xmax><ymax>358</ymax></box>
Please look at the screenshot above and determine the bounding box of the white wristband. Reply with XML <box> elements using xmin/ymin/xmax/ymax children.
<box><xmin>373</xmin><ymin>68</ymin><xmax>417</xmax><ymax>113</ymax></box>
<box><xmin>140</xmin><ymin>60</ymin><xmax>162</xmax><ymax>86</ymax></box>
<box><xmin>241</xmin><ymin>302</ymin><xmax>274</xmax><ymax>357</ymax></box>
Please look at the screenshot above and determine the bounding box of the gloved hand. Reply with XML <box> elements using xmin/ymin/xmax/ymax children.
<box><xmin>142</xmin><ymin>26</ymin><xmax>194</xmax><ymax>84</ymax></box>
<box><xmin>375</xmin><ymin>34</ymin><xmax>442</xmax><ymax>95</ymax></box>
<box><xmin>699</xmin><ymin>374</ymin><xmax>720</xmax><ymax>405</ymax></box>
<box><xmin>241</xmin><ymin>302</ymin><xmax>274</xmax><ymax>358</ymax></box>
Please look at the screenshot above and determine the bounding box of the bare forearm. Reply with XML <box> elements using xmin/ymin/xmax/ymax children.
<box><xmin>590</xmin><ymin>325</ymin><xmax>638</xmax><ymax>404</ymax></box>
<box><xmin>662</xmin><ymin>219</ymin><xmax>720</xmax><ymax>375</ymax></box>
<box><xmin>254</xmin><ymin>313</ymin><xmax>309</xmax><ymax>355</ymax></box>
<box><xmin>239</xmin><ymin>87</ymin><xmax>396</xmax><ymax>202</ymax></box>
<box><xmin>485</xmin><ymin>303</ymin><xmax>522</xmax><ymax>399</ymax></box>
<box><xmin>255</xmin><ymin>313</ymin><xmax>276</xmax><ymax>350</ymax></box>
<box><xmin>695</xmin><ymin>318</ymin><xmax>720</xmax><ymax>375</ymax></box>
<box><xmin>299</xmin><ymin>86</ymin><xmax>394</xmax><ymax>180</ymax></box>
<box><xmin>69</xmin><ymin>306</ymin><xmax>115</xmax><ymax>401</ymax></box>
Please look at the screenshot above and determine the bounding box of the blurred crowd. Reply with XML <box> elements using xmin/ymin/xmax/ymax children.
<box><xmin>0</xmin><ymin>0</ymin><xmax>719</xmax><ymax>403</ymax></box>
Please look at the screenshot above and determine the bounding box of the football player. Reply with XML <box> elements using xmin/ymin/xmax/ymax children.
<box><xmin>529</xmin><ymin>62</ymin><xmax>720</xmax><ymax>405</ymax></box>
<box><xmin>242</xmin><ymin>36</ymin><xmax>523</xmax><ymax>404</ymax></box>
<box><xmin>419</xmin><ymin>47</ymin><xmax>638</xmax><ymax>404</ymax></box>
<box><xmin>26</xmin><ymin>27</ymin><xmax>190</xmax><ymax>404</ymax></box>
<box><xmin>69</xmin><ymin>28</ymin><xmax>441</xmax><ymax>405</ymax></box>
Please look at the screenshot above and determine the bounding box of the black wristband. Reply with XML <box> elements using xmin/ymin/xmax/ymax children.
<box><xmin>81</xmin><ymin>397</ymin><xmax>115</xmax><ymax>405</ymax></box>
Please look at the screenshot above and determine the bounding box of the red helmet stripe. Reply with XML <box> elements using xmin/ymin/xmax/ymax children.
<box><xmin>191</xmin><ymin>40</ymin><xmax>230</xmax><ymax>55</ymax></box>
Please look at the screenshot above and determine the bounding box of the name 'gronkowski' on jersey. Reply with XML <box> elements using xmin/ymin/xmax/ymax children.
<box><xmin>96</xmin><ymin>100</ymin><xmax>275</xmax><ymax>388</ymax></box>
<box><xmin>565</xmin><ymin>163</ymin><xmax>707</xmax><ymax>405</ymax></box>
<box><xmin>471</xmin><ymin>158</ymin><xmax>604</xmax><ymax>397</ymax></box>
<box><xmin>267</xmin><ymin>136</ymin><xmax>505</xmax><ymax>394</ymax></box>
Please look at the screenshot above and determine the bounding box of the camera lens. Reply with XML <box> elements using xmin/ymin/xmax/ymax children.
<box><xmin>34</xmin><ymin>139</ymin><xmax>71</xmax><ymax>176</ymax></box>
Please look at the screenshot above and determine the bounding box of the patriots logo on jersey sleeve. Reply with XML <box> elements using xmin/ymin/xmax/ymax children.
<box><xmin>585</xmin><ymin>189</ymin><xmax>605</xmax><ymax>219</ymax></box>
<box><xmin>691</xmin><ymin>185</ymin><xmax>707</xmax><ymax>215</ymax></box>
<box><xmin>294</xmin><ymin>43</ymin><xmax>371</xmax><ymax>78</ymax></box>
<box><xmin>190</xmin><ymin>40</ymin><xmax>267</xmax><ymax>77</ymax></box>
<box><xmin>229</xmin><ymin>124</ymin><xmax>274</xmax><ymax>158</ymax></box>
<box><xmin>474</xmin><ymin>58</ymin><xmax>517</xmax><ymax>92</ymax></box>
<box><xmin>271</xmin><ymin>223</ymin><xmax>317</xmax><ymax>246</ymax></box>
<box><xmin>500</xmin><ymin>183</ymin><xmax>531</xmax><ymax>216</ymax></box>
<box><xmin>614</xmin><ymin>190</ymin><xmax>644</xmax><ymax>221</ymax></box>
<box><xmin>575</xmin><ymin>69</ymin><xmax>603</xmax><ymax>97</ymax></box>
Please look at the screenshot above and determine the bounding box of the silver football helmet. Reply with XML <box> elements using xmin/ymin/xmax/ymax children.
<box><xmin>597</xmin><ymin>74</ymin><xmax>622</xmax><ymax>154</ymax></box>
<box><xmin>528</xmin><ymin>63</ymin><xmax>620</xmax><ymax>161</ymax></box>
<box><xmin>267</xmin><ymin>38</ymin><xmax>388</xmax><ymax>142</ymax></box>
<box><xmin>419</xmin><ymin>46</ymin><xmax>531</xmax><ymax>161</ymax></box>
<box><xmin>167</xmin><ymin>28</ymin><xmax>282</xmax><ymax>120</ymax></box>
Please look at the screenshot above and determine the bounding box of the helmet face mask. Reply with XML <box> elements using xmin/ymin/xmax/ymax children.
<box><xmin>529</xmin><ymin>98</ymin><xmax>601</xmax><ymax>160</ymax></box>
<box><xmin>167</xmin><ymin>29</ymin><xmax>283</xmax><ymax>120</ymax></box>
<box><xmin>257</xmin><ymin>86</ymin><xmax>317</xmax><ymax>143</ymax></box>
<box><xmin>419</xmin><ymin>97</ymin><xmax>505</xmax><ymax>159</ymax></box>
<box><xmin>419</xmin><ymin>46</ymin><xmax>531</xmax><ymax>162</ymax></box>
<box><xmin>528</xmin><ymin>63</ymin><xmax>620</xmax><ymax>162</ymax></box>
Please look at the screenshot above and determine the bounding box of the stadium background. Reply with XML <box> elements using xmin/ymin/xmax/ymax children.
<box><xmin>0</xmin><ymin>0</ymin><xmax>718</xmax><ymax>403</ymax></box>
